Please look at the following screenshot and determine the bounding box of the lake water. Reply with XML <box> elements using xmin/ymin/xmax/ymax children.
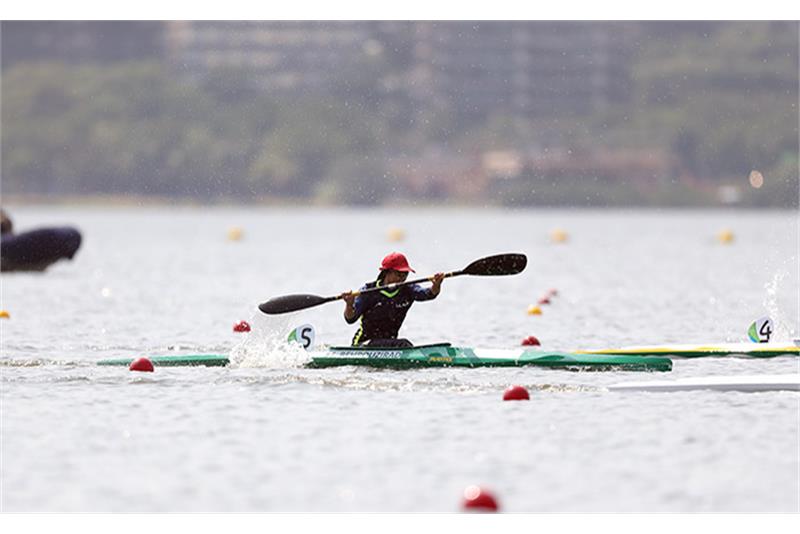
<box><xmin>1</xmin><ymin>205</ymin><xmax>799</xmax><ymax>512</ymax></box>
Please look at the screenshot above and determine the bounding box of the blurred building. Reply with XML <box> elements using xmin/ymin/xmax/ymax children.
<box><xmin>409</xmin><ymin>21</ymin><xmax>638</xmax><ymax>121</ymax></box>
<box><xmin>162</xmin><ymin>21</ymin><xmax>638</xmax><ymax>121</ymax></box>
<box><xmin>164</xmin><ymin>21</ymin><xmax>377</xmax><ymax>93</ymax></box>
<box><xmin>1</xmin><ymin>21</ymin><xmax>165</xmax><ymax>68</ymax></box>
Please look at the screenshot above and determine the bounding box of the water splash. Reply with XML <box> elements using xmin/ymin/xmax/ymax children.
<box><xmin>228</xmin><ymin>312</ymin><xmax>312</xmax><ymax>368</ymax></box>
<box><xmin>763</xmin><ymin>270</ymin><xmax>793</xmax><ymax>341</ymax></box>
<box><xmin>0</xmin><ymin>357</ymin><xmax>90</xmax><ymax>368</ymax></box>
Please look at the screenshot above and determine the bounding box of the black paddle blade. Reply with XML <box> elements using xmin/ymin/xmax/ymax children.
<box><xmin>258</xmin><ymin>294</ymin><xmax>332</xmax><ymax>315</ymax></box>
<box><xmin>462</xmin><ymin>253</ymin><xmax>527</xmax><ymax>276</ymax></box>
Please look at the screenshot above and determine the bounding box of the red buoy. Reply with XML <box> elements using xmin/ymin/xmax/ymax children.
<box><xmin>537</xmin><ymin>297</ymin><xmax>551</xmax><ymax>305</ymax></box>
<box><xmin>462</xmin><ymin>485</ymin><xmax>499</xmax><ymax>512</ymax></box>
<box><xmin>233</xmin><ymin>320</ymin><xmax>251</xmax><ymax>333</ymax></box>
<box><xmin>521</xmin><ymin>336</ymin><xmax>540</xmax><ymax>346</ymax></box>
<box><xmin>503</xmin><ymin>385</ymin><xmax>530</xmax><ymax>401</ymax></box>
<box><xmin>129</xmin><ymin>357</ymin><xmax>154</xmax><ymax>372</ymax></box>
<box><xmin>547</xmin><ymin>288</ymin><xmax>559</xmax><ymax>297</ymax></box>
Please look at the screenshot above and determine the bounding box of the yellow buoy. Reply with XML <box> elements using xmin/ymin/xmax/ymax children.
<box><xmin>550</xmin><ymin>228</ymin><xmax>568</xmax><ymax>244</ymax></box>
<box><xmin>526</xmin><ymin>305</ymin><xmax>543</xmax><ymax>316</ymax></box>
<box><xmin>387</xmin><ymin>227</ymin><xmax>406</xmax><ymax>242</ymax></box>
<box><xmin>0</xmin><ymin>310</ymin><xmax>10</xmax><ymax>319</ymax></box>
<box><xmin>227</xmin><ymin>227</ymin><xmax>244</xmax><ymax>241</ymax></box>
<box><xmin>717</xmin><ymin>229</ymin><xmax>735</xmax><ymax>244</ymax></box>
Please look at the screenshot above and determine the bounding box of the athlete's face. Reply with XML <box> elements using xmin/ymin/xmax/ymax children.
<box><xmin>384</xmin><ymin>270</ymin><xmax>408</xmax><ymax>284</ymax></box>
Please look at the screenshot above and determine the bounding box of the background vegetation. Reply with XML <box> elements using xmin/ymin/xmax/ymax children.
<box><xmin>2</xmin><ymin>22</ymin><xmax>797</xmax><ymax>207</ymax></box>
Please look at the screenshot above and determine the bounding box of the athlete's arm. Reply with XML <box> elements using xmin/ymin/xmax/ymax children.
<box><xmin>342</xmin><ymin>288</ymin><xmax>369</xmax><ymax>323</ymax></box>
<box><xmin>411</xmin><ymin>272</ymin><xmax>444</xmax><ymax>301</ymax></box>
<box><xmin>342</xmin><ymin>291</ymin><xmax>358</xmax><ymax>322</ymax></box>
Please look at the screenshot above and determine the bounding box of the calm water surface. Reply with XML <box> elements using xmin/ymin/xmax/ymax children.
<box><xmin>2</xmin><ymin>206</ymin><xmax>799</xmax><ymax>512</ymax></box>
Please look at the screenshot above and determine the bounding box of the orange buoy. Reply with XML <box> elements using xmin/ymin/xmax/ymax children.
<box><xmin>717</xmin><ymin>229</ymin><xmax>735</xmax><ymax>244</ymax></box>
<box><xmin>227</xmin><ymin>227</ymin><xmax>244</xmax><ymax>241</ymax></box>
<box><xmin>550</xmin><ymin>228</ymin><xmax>568</xmax><ymax>243</ymax></box>
<box><xmin>386</xmin><ymin>227</ymin><xmax>406</xmax><ymax>242</ymax></box>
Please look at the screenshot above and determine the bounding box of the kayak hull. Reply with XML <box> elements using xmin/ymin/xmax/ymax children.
<box><xmin>609</xmin><ymin>374</ymin><xmax>800</xmax><ymax>393</ymax></box>
<box><xmin>97</xmin><ymin>344</ymin><xmax>672</xmax><ymax>371</ymax></box>
<box><xmin>309</xmin><ymin>344</ymin><xmax>671</xmax><ymax>371</ymax></box>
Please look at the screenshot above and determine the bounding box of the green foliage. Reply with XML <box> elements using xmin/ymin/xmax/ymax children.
<box><xmin>2</xmin><ymin>61</ymin><xmax>387</xmax><ymax>200</ymax></box>
<box><xmin>628</xmin><ymin>22</ymin><xmax>798</xmax><ymax>189</ymax></box>
<box><xmin>314</xmin><ymin>156</ymin><xmax>397</xmax><ymax>205</ymax></box>
<box><xmin>1</xmin><ymin>21</ymin><xmax>797</xmax><ymax>207</ymax></box>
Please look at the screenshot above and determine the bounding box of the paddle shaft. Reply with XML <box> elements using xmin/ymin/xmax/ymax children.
<box><xmin>283</xmin><ymin>276</ymin><xmax>449</xmax><ymax>308</ymax></box>
<box><xmin>346</xmin><ymin>269</ymin><xmax>460</xmax><ymax>299</ymax></box>
<box><xmin>258</xmin><ymin>253</ymin><xmax>526</xmax><ymax>315</ymax></box>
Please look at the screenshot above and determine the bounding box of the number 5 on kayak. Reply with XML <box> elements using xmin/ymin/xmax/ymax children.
<box><xmin>257</xmin><ymin>252</ymin><xmax>527</xmax><ymax>317</ymax></box>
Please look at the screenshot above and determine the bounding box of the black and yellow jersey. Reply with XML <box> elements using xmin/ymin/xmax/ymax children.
<box><xmin>346</xmin><ymin>280</ymin><xmax>437</xmax><ymax>345</ymax></box>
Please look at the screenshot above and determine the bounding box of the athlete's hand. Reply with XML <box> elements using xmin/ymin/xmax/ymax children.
<box><xmin>431</xmin><ymin>272</ymin><xmax>444</xmax><ymax>295</ymax></box>
<box><xmin>341</xmin><ymin>291</ymin><xmax>358</xmax><ymax>321</ymax></box>
<box><xmin>340</xmin><ymin>291</ymin><xmax>357</xmax><ymax>306</ymax></box>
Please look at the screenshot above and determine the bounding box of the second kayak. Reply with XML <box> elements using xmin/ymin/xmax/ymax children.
<box><xmin>609</xmin><ymin>374</ymin><xmax>800</xmax><ymax>393</ymax></box>
<box><xmin>578</xmin><ymin>342</ymin><xmax>799</xmax><ymax>358</ymax></box>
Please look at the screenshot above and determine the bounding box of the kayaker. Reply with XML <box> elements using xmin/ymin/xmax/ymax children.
<box><xmin>342</xmin><ymin>252</ymin><xmax>444</xmax><ymax>347</ymax></box>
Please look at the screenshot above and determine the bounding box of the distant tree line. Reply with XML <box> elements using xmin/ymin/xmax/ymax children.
<box><xmin>2</xmin><ymin>61</ymin><xmax>398</xmax><ymax>204</ymax></box>
<box><xmin>2</xmin><ymin>22</ymin><xmax>797</xmax><ymax>207</ymax></box>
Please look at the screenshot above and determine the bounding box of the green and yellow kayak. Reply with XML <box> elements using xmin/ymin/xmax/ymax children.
<box><xmin>578</xmin><ymin>342</ymin><xmax>799</xmax><ymax>358</ymax></box>
<box><xmin>97</xmin><ymin>343</ymin><xmax>672</xmax><ymax>371</ymax></box>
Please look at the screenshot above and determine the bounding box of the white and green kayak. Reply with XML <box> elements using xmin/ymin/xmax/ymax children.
<box><xmin>609</xmin><ymin>374</ymin><xmax>800</xmax><ymax>393</ymax></box>
<box><xmin>578</xmin><ymin>342</ymin><xmax>799</xmax><ymax>358</ymax></box>
<box><xmin>97</xmin><ymin>343</ymin><xmax>672</xmax><ymax>371</ymax></box>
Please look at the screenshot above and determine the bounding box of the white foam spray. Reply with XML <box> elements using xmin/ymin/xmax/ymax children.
<box><xmin>763</xmin><ymin>270</ymin><xmax>793</xmax><ymax>341</ymax></box>
<box><xmin>228</xmin><ymin>312</ymin><xmax>313</xmax><ymax>368</ymax></box>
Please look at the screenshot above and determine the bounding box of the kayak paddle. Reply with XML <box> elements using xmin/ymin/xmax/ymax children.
<box><xmin>258</xmin><ymin>253</ymin><xmax>527</xmax><ymax>315</ymax></box>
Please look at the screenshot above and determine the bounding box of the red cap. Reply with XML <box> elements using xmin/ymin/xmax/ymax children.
<box><xmin>380</xmin><ymin>252</ymin><xmax>415</xmax><ymax>273</ymax></box>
